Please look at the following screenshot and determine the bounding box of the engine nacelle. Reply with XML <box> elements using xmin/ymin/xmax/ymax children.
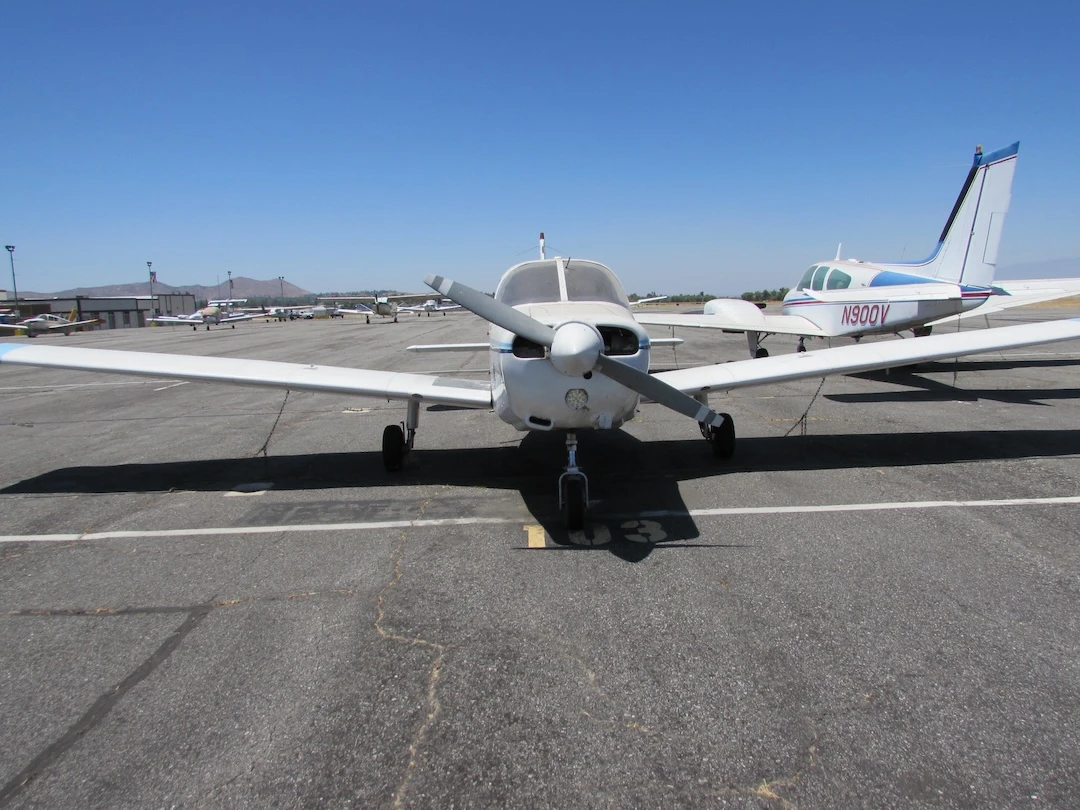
<box><xmin>702</xmin><ymin>298</ymin><xmax>769</xmax><ymax>330</ymax></box>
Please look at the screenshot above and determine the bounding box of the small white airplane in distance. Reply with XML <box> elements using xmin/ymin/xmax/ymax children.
<box><xmin>637</xmin><ymin>142</ymin><xmax>1080</xmax><ymax>357</ymax></box>
<box><xmin>4</xmin><ymin>255</ymin><xmax>1080</xmax><ymax>530</ymax></box>
<box><xmin>317</xmin><ymin>294</ymin><xmax>436</xmax><ymax>323</ymax></box>
<box><xmin>400</xmin><ymin>298</ymin><xmax>464</xmax><ymax>316</ymax></box>
<box><xmin>0</xmin><ymin>312</ymin><xmax>100</xmax><ymax>337</ymax></box>
<box><xmin>149</xmin><ymin>299</ymin><xmax>258</xmax><ymax>331</ymax></box>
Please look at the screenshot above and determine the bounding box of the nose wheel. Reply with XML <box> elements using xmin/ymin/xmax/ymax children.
<box><xmin>558</xmin><ymin>432</ymin><xmax>589</xmax><ymax>530</ymax></box>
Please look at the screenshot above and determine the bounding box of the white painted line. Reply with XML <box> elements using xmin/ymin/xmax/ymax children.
<box><xmin>153</xmin><ymin>381</ymin><xmax>188</xmax><ymax>392</ymax></box>
<box><xmin>2</xmin><ymin>495</ymin><xmax>1080</xmax><ymax>543</ymax></box>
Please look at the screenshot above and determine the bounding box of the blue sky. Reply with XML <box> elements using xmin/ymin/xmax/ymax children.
<box><xmin>3</xmin><ymin>0</ymin><xmax>1079</xmax><ymax>296</ymax></box>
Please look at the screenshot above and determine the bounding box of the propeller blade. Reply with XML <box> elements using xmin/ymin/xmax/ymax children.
<box><xmin>424</xmin><ymin>274</ymin><xmax>556</xmax><ymax>347</ymax></box>
<box><xmin>594</xmin><ymin>355</ymin><xmax>725</xmax><ymax>427</ymax></box>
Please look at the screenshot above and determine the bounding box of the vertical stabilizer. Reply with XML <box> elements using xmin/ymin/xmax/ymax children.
<box><xmin>877</xmin><ymin>142</ymin><xmax>1018</xmax><ymax>287</ymax></box>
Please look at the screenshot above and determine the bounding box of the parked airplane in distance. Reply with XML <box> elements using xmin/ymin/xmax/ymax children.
<box><xmin>0</xmin><ymin>312</ymin><xmax>100</xmax><ymax>337</ymax></box>
<box><xmin>637</xmin><ymin>142</ymin><xmax>1080</xmax><ymax>357</ymax></box>
<box><xmin>149</xmin><ymin>299</ymin><xmax>257</xmax><ymax>331</ymax></box>
<box><xmin>400</xmin><ymin>298</ymin><xmax>463</xmax><ymax>316</ymax></box>
<box><xmin>5</xmin><ymin>254</ymin><xmax>1080</xmax><ymax>531</ymax></box>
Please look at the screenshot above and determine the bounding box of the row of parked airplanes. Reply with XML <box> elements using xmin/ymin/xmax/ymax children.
<box><xmin>0</xmin><ymin>295</ymin><xmax>464</xmax><ymax>336</ymax></box>
<box><xmin>3</xmin><ymin>141</ymin><xmax>1080</xmax><ymax>529</ymax></box>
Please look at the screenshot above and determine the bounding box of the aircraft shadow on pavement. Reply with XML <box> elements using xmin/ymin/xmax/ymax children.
<box><xmin>7</xmin><ymin>428</ymin><xmax>1080</xmax><ymax>558</ymax></box>
<box><xmin>832</xmin><ymin>359</ymin><xmax>1080</xmax><ymax>404</ymax></box>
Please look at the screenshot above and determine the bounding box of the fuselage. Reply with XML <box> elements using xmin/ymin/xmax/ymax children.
<box><xmin>488</xmin><ymin>259</ymin><xmax>650</xmax><ymax>432</ymax></box>
<box><xmin>780</xmin><ymin>260</ymin><xmax>993</xmax><ymax>337</ymax></box>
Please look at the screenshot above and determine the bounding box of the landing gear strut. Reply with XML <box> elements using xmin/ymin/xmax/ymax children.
<box><xmin>382</xmin><ymin>399</ymin><xmax>420</xmax><ymax>471</ymax></box>
<box><xmin>700</xmin><ymin>413</ymin><xmax>735</xmax><ymax>458</ymax></box>
<box><xmin>558</xmin><ymin>432</ymin><xmax>589</xmax><ymax>530</ymax></box>
<box><xmin>747</xmin><ymin>331</ymin><xmax>769</xmax><ymax>359</ymax></box>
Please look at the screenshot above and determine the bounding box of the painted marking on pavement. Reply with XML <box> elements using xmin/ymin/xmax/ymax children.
<box><xmin>153</xmin><ymin>381</ymin><xmax>188</xmax><ymax>392</ymax></box>
<box><xmin>2</xmin><ymin>495</ymin><xmax>1080</xmax><ymax>544</ymax></box>
<box><xmin>525</xmin><ymin>524</ymin><xmax>547</xmax><ymax>548</ymax></box>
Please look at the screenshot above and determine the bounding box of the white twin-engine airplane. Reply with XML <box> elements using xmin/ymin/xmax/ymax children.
<box><xmin>149</xmin><ymin>299</ymin><xmax>257</xmax><ymax>331</ymax></box>
<box><xmin>638</xmin><ymin>142</ymin><xmax>1080</xmax><ymax>357</ymax></box>
<box><xmin>4</xmin><ymin>256</ymin><xmax>1080</xmax><ymax>530</ymax></box>
<box><xmin>0</xmin><ymin>312</ymin><xmax>100</xmax><ymax>337</ymax></box>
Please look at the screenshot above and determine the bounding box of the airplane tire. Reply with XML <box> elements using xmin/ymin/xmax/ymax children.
<box><xmin>382</xmin><ymin>424</ymin><xmax>405</xmax><ymax>471</ymax></box>
<box><xmin>754</xmin><ymin>347</ymin><xmax>769</xmax><ymax>358</ymax></box>
<box><xmin>563</xmin><ymin>476</ymin><xmax>586</xmax><ymax>531</ymax></box>
<box><xmin>709</xmin><ymin>414</ymin><xmax>735</xmax><ymax>459</ymax></box>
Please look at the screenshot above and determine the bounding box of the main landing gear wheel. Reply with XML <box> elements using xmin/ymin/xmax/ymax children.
<box><xmin>702</xmin><ymin>413</ymin><xmax>735</xmax><ymax>459</ymax></box>
<box><xmin>562</xmin><ymin>476</ymin><xmax>586</xmax><ymax>532</ymax></box>
<box><xmin>754</xmin><ymin>347</ymin><xmax>769</xmax><ymax>358</ymax></box>
<box><xmin>382</xmin><ymin>424</ymin><xmax>405</xmax><ymax>471</ymax></box>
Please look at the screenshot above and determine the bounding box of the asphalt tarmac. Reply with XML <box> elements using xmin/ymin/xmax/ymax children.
<box><xmin>1</xmin><ymin>308</ymin><xmax>1078</xmax><ymax>808</ymax></box>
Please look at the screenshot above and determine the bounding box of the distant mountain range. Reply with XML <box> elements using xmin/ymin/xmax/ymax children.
<box><xmin>15</xmin><ymin>276</ymin><xmax>313</xmax><ymax>300</ymax></box>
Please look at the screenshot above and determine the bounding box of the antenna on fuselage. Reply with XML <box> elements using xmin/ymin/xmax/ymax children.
<box><xmin>835</xmin><ymin>242</ymin><xmax>842</xmax><ymax>260</ymax></box>
<box><xmin>539</xmin><ymin>232</ymin><xmax>546</xmax><ymax>260</ymax></box>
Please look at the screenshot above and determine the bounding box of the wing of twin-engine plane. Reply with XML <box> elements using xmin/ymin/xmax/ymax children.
<box><xmin>0</xmin><ymin>344</ymin><xmax>493</xmax><ymax>408</ymax></box>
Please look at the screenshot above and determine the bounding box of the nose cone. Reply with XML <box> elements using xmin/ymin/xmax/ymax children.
<box><xmin>549</xmin><ymin>322</ymin><xmax>602</xmax><ymax>377</ymax></box>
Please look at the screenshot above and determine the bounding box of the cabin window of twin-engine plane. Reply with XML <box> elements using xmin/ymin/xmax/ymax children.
<box><xmin>825</xmin><ymin>269</ymin><xmax>852</xmax><ymax>290</ymax></box>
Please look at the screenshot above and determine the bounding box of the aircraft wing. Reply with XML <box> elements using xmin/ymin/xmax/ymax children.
<box><xmin>0</xmin><ymin>344</ymin><xmax>493</xmax><ymax>409</ymax></box>
<box><xmin>651</xmin><ymin>318</ymin><xmax>1080</xmax><ymax>395</ymax></box>
<box><xmin>631</xmin><ymin>296</ymin><xmax>668</xmax><ymax>306</ymax></box>
<box><xmin>635</xmin><ymin>311</ymin><xmax>831</xmax><ymax>338</ymax></box>
<box><xmin>220</xmin><ymin>313</ymin><xmax>257</xmax><ymax>324</ymax></box>
<box><xmin>42</xmin><ymin>318</ymin><xmax>99</xmax><ymax>331</ymax></box>
<box><xmin>148</xmin><ymin>315</ymin><xmax>195</xmax><ymax>324</ymax></box>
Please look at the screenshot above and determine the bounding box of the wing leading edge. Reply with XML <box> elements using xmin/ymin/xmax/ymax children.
<box><xmin>0</xmin><ymin>344</ymin><xmax>492</xmax><ymax>408</ymax></box>
<box><xmin>653</xmin><ymin>318</ymin><xmax>1080</xmax><ymax>395</ymax></box>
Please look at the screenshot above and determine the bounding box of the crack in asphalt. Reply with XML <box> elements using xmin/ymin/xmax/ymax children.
<box><xmin>374</xmin><ymin>497</ymin><xmax>448</xmax><ymax>810</ymax></box>
<box><xmin>0</xmin><ymin>589</ymin><xmax>356</xmax><ymax>807</ymax></box>
<box><xmin>0</xmin><ymin>602</ymin><xmax>214</xmax><ymax>807</ymax></box>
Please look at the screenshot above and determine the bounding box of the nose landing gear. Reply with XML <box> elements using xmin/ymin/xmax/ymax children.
<box><xmin>558</xmin><ymin>432</ymin><xmax>589</xmax><ymax>530</ymax></box>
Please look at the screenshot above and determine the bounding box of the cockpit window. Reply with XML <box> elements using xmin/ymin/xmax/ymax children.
<box><xmin>564</xmin><ymin>261</ymin><xmax>630</xmax><ymax>305</ymax></box>
<box><xmin>496</xmin><ymin>259</ymin><xmax>630</xmax><ymax>307</ymax></box>
<box><xmin>825</xmin><ymin>269</ymin><xmax>851</xmax><ymax>290</ymax></box>
<box><xmin>797</xmin><ymin>266</ymin><xmax>818</xmax><ymax>290</ymax></box>
<box><xmin>811</xmin><ymin>265</ymin><xmax>830</xmax><ymax>290</ymax></box>
<box><xmin>497</xmin><ymin>263</ymin><xmax>561</xmax><ymax>306</ymax></box>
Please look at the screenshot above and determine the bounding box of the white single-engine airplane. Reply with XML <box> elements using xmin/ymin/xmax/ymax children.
<box><xmin>3</xmin><ymin>256</ymin><xmax>1080</xmax><ymax>530</ymax></box>
<box><xmin>149</xmin><ymin>299</ymin><xmax>258</xmax><ymax>331</ymax></box>
<box><xmin>400</xmin><ymin>298</ymin><xmax>464</xmax><ymax>316</ymax></box>
<box><xmin>638</xmin><ymin>142</ymin><xmax>1080</xmax><ymax>357</ymax></box>
<box><xmin>0</xmin><ymin>312</ymin><xmax>100</xmax><ymax>337</ymax></box>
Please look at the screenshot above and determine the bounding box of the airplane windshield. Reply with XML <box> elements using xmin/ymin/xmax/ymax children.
<box><xmin>797</xmin><ymin>266</ymin><xmax>818</xmax><ymax>290</ymax></box>
<box><xmin>564</xmin><ymin>261</ymin><xmax>630</xmax><ymax>305</ymax></box>
<box><xmin>497</xmin><ymin>264</ymin><xmax>562</xmax><ymax>306</ymax></box>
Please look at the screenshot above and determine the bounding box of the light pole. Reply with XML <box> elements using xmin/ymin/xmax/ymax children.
<box><xmin>147</xmin><ymin>261</ymin><xmax>154</xmax><ymax>315</ymax></box>
<box><xmin>228</xmin><ymin>270</ymin><xmax>234</xmax><ymax>300</ymax></box>
<box><xmin>278</xmin><ymin>275</ymin><xmax>285</xmax><ymax>303</ymax></box>
<box><xmin>4</xmin><ymin>246</ymin><xmax>17</xmax><ymax>318</ymax></box>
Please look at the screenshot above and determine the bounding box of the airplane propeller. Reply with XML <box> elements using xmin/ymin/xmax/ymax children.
<box><xmin>424</xmin><ymin>274</ymin><xmax>726</xmax><ymax>428</ymax></box>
